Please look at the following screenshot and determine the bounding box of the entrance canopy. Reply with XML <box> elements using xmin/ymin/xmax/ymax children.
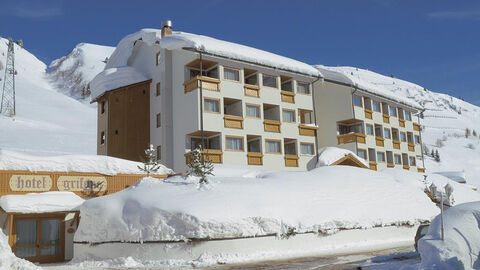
<box><xmin>316</xmin><ymin>147</ymin><xmax>368</xmax><ymax>169</ymax></box>
<box><xmin>0</xmin><ymin>192</ymin><xmax>84</xmax><ymax>214</ymax></box>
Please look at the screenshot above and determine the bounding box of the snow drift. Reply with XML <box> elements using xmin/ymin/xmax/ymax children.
<box><xmin>0</xmin><ymin>230</ymin><xmax>40</xmax><ymax>270</ymax></box>
<box><xmin>418</xmin><ymin>201</ymin><xmax>480</xmax><ymax>270</ymax></box>
<box><xmin>75</xmin><ymin>166</ymin><xmax>443</xmax><ymax>243</ymax></box>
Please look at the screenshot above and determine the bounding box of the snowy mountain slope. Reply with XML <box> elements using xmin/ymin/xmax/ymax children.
<box><xmin>47</xmin><ymin>43</ymin><xmax>114</xmax><ymax>101</ymax></box>
<box><xmin>321</xmin><ymin>66</ymin><xmax>480</xmax><ymax>187</ymax></box>
<box><xmin>0</xmin><ymin>37</ymin><xmax>96</xmax><ymax>156</ymax></box>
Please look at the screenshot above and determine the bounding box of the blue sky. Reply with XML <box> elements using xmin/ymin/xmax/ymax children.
<box><xmin>1</xmin><ymin>0</ymin><xmax>479</xmax><ymax>105</ymax></box>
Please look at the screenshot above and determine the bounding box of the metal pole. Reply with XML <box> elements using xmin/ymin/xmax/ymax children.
<box><xmin>199</xmin><ymin>52</ymin><xmax>205</xmax><ymax>149</ymax></box>
<box><xmin>440</xmin><ymin>192</ymin><xmax>445</xmax><ymax>241</ymax></box>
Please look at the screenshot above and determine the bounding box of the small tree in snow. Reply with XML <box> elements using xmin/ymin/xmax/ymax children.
<box><xmin>186</xmin><ymin>145</ymin><xmax>214</xmax><ymax>184</ymax></box>
<box><xmin>138</xmin><ymin>144</ymin><xmax>161</xmax><ymax>176</ymax></box>
<box><xmin>434</xmin><ymin>150</ymin><xmax>441</xmax><ymax>162</ymax></box>
<box><xmin>465</xmin><ymin>128</ymin><xmax>471</xmax><ymax>138</ymax></box>
<box><xmin>473</xmin><ymin>130</ymin><xmax>477</xmax><ymax>137</ymax></box>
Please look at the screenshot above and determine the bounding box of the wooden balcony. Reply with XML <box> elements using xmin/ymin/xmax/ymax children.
<box><xmin>224</xmin><ymin>115</ymin><xmax>244</xmax><ymax>129</ymax></box>
<box><xmin>375</xmin><ymin>136</ymin><xmax>385</xmax><ymax>147</ymax></box>
<box><xmin>337</xmin><ymin>133</ymin><xmax>366</xmax><ymax>144</ymax></box>
<box><xmin>403</xmin><ymin>165</ymin><xmax>410</xmax><ymax>170</ymax></box>
<box><xmin>298</xmin><ymin>124</ymin><xmax>318</xmax><ymax>137</ymax></box>
<box><xmin>387</xmin><ymin>163</ymin><xmax>395</xmax><ymax>168</ymax></box>
<box><xmin>418</xmin><ymin>168</ymin><xmax>425</xmax><ymax>173</ymax></box>
<box><xmin>284</xmin><ymin>154</ymin><xmax>299</xmax><ymax>167</ymax></box>
<box><xmin>247</xmin><ymin>152</ymin><xmax>263</xmax><ymax>165</ymax></box>
<box><xmin>408</xmin><ymin>143</ymin><xmax>415</xmax><ymax>152</ymax></box>
<box><xmin>369</xmin><ymin>162</ymin><xmax>377</xmax><ymax>171</ymax></box>
<box><xmin>185</xmin><ymin>149</ymin><xmax>223</xmax><ymax>164</ymax></box>
<box><xmin>393</xmin><ymin>140</ymin><xmax>400</xmax><ymax>149</ymax></box>
<box><xmin>244</xmin><ymin>84</ymin><xmax>260</xmax><ymax>98</ymax></box>
<box><xmin>281</xmin><ymin>91</ymin><xmax>295</xmax><ymax>103</ymax></box>
<box><xmin>264</xmin><ymin>119</ymin><xmax>281</xmax><ymax>133</ymax></box>
<box><xmin>399</xmin><ymin>119</ymin><xmax>405</xmax><ymax>128</ymax></box>
<box><xmin>183</xmin><ymin>76</ymin><xmax>220</xmax><ymax>93</ymax></box>
<box><xmin>413</xmin><ymin>123</ymin><xmax>421</xmax><ymax>131</ymax></box>
<box><xmin>364</xmin><ymin>109</ymin><xmax>373</xmax><ymax>119</ymax></box>
<box><xmin>383</xmin><ymin>114</ymin><xmax>390</xmax><ymax>124</ymax></box>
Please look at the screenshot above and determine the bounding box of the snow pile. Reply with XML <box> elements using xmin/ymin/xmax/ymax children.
<box><xmin>0</xmin><ymin>191</ymin><xmax>84</xmax><ymax>213</ymax></box>
<box><xmin>418</xmin><ymin>201</ymin><xmax>480</xmax><ymax>269</ymax></box>
<box><xmin>0</xmin><ymin>230</ymin><xmax>40</xmax><ymax>270</ymax></box>
<box><xmin>0</xmin><ymin>37</ymin><xmax>96</xmax><ymax>156</ymax></box>
<box><xmin>0</xmin><ymin>149</ymin><xmax>173</xmax><ymax>176</ymax></box>
<box><xmin>48</xmin><ymin>43</ymin><xmax>115</xmax><ymax>101</ymax></box>
<box><xmin>75</xmin><ymin>166</ymin><xmax>440</xmax><ymax>243</ymax></box>
<box><xmin>90</xmin><ymin>66</ymin><xmax>149</xmax><ymax>101</ymax></box>
<box><xmin>316</xmin><ymin>146</ymin><xmax>368</xmax><ymax>167</ymax></box>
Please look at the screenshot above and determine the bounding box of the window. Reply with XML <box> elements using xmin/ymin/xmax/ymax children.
<box><xmin>226</xmin><ymin>136</ymin><xmax>244</xmax><ymax>151</ymax></box>
<box><xmin>282</xmin><ymin>109</ymin><xmax>295</xmax><ymax>122</ymax></box>
<box><xmin>284</xmin><ymin>142</ymin><xmax>296</xmax><ymax>155</ymax></box>
<box><xmin>409</xmin><ymin>156</ymin><xmax>416</xmax><ymax>166</ymax></box>
<box><xmin>101</xmin><ymin>101</ymin><xmax>106</xmax><ymax>114</ymax></box>
<box><xmin>246</xmin><ymin>104</ymin><xmax>260</xmax><ymax>118</ymax></box>
<box><xmin>157</xmin><ymin>145</ymin><xmax>161</xmax><ymax>160</ymax></box>
<box><xmin>297</xmin><ymin>82</ymin><xmax>310</xmax><ymax>94</ymax></box>
<box><xmin>366</xmin><ymin>124</ymin><xmax>374</xmax><ymax>135</ymax></box>
<box><xmin>156</xmin><ymin>113</ymin><xmax>161</xmax><ymax>128</ymax></box>
<box><xmin>414</xmin><ymin>135</ymin><xmax>421</xmax><ymax>144</ymax></box>
<box><xmin>357</xmin><ymin>149</ymin><xmax>367</xmax><ymax>160</ymax></box>
<box><xmin>223</xmin><ymin>67</ymin><xmax>240</xmax><ymax>81</ymax></box>
<box><xmin>353</xmin><ymin>95</ymin><xmax>363</xmax><ymax>107</ymax></box>
<box><xmin>265</xmin><ymin>140</ymin><xmax>281</xmax><ymax>153</ymax></box>
<box><xmin>394</xmin><ymin>154</ymin><xmax>402</xmax><ymax>165</ymax></box>
<box><xmin>373</xmin><ymin>101</ymin><xmax>381</xmax><ymax>112</ymax></box>
<box><xmin>100</xmin><ymin>131</ymin><xmax>106</xmax><ymax>145</ymax></box>
<box><xmin>400</xmin><ymin>132</ymin><xmax>407</xmax><ymax>142</ymax></box>
<box><xmin>204</xmin><ymin>98</ymin><xmax>220</xmax><ymax>113</ymax></box>
<box><xmin>156</xmin><ymin>51</ymin><xmax>161</xmax><ymax>66</ymax></box>
<box><xmin>156</xmin><ymin>82</ymin><xmax>161</xmax><ymax>96</ymax></box>
<box><xmin>262</xmin><ymin>74</ymin><xmax>277</xmax><ymax>88</ymax></box>
<box><xmin>389</xmin><ymin>106</ymin><xmax>397</xmax><ymax>117</ymax></box>
<box><xmin>405</xmin><ymin>111</ymin><xmax>412</xmax><ymax>121</ymax></box>
<box><xmin>300</xmin><ymin>143</ymin><xmax>314</xmax><ymax>155</ymax></box>
<box><xmin>384</xmin><ymin>128</ymin><xmax>391</xmax><ymax>139</ymax></box>
<box><xmin>377</xmin><ymin>152</ymin><xmax>386</xmax><ymax>163</ymax></box>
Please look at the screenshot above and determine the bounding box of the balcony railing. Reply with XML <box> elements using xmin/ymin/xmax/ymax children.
<box><xmin>398</xmin><ymin>119</ymin><xmax>405</xmax><ymax>128</ymax></box>
<box><xmin>298</xmin><ymin>124</ymin><xmax>318</xmax><ymax>137</ymax></box>
<box><xmin>281</xmin><ymin>91</ymin><xmax>295</xmax><ymax>103</ymax></box>
<box><xmin>383</xmin><ymin>114</ymin><xmax>390</xmax><ymax>124</ymax></box>
<box><xmin>337</xmin><ymin>133</ymin><xmax>366</xmax><ymax>144</ymax></box>
<box><xmin>413</xmin><ymin>123</ymin><xmax>421</xmax><ymax>131</ymax></box>
<box><xmin>224</xmin><ymin>115</ymin><xmax>244</xmax><ymax>129</ymax></box>
<box><xmin>244</xmin><ymin>84</ymin><xmax>260</xmax><ymax>98</ymax></box>
<box><xmin>183</xmin><ymin>76</ymin><xmax>220</xmax><ymax>93</ymax></box>
<box><xmin>284</xmin><ymin>154</ymin><xmax>299</xmax><ymax>167</ymax></box>
<box><xmin>418</xmin><ymin>168</ymin><xmax>425</xmax><ymax>173</ymax></box>
<box><xmin>185</xmin><ymin>149</ymin><xmax>223</xmax><ymax>164</ymax></box>
<box><xmin>393</xmin><ymin>140</ymin><xmax>400</xmax><ymax>149</ymax></box>
<box><xmin>387</xmin><ymin>163</ymin><xmax>395</xmax><ymax>168</ymax></box>
<box><xmin>375</xmin><ymin>136</ymin><xmax>385</xmax><ymax>147</ymax></box>
<box><xmin>247</xmin><ymin>152</ymin><xmax>263</xmax><ymax>165</ymax></box>
<box><xmin>264</xmin><ymin>119</ymin><xmax>281</xmax><ymax>133</ymax></box>
<box><xmin>369</xmin><ymin>161</ymin><xmax>377</xmax><ymax>171</ymax></box>
<box><xmin>364</xmin><ymin>109</ymin><xmax>373</xmax><ymax>119</ymax></box>
<box><xmin>408</xmin><ymin>143</ymin><xmax>415</xmax><ymax>152</ymax></box>
<box><xmin>403</xmin><ymin>165</ymin><xmax>410</xmax><ymax>170</ymax></box>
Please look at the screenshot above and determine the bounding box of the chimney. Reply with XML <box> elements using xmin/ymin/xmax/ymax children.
<box><xmin>161</xmin><ymin>20</ymin><xmax>172</xmax><ymax>37</ymax></box>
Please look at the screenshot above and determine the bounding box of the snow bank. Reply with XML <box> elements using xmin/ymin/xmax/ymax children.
<box><xmin>0</xmin><ymin>191</ymin><xmax>84</xmax><ymax>213</ymax></box>
<box><xmin>75</xmin><ymin>166</ymin><xmax>440</xmax><ymax>243</ymax></box>
<box><xmin>418</xmin><ymin>201</ymin><xmax>480</xmax><ymax>269</ymax></box>
<box><xmin>316</xmin><ymin>146</ymin><xmax>368</xmax><ymax>167</ymax></box>
<box><xmin>0</xmin><ymin>149</ymin><xmax>173</xmax><ymax>176</ymax></box>
<box><xmin>90</xmin><ymin>66</ymin><xmax>149</xmax><ymax>101</ymax></box>
<box><xmin>0</xmin><ymin>230</ymin><xmax>40</xmax><ymax>270</ymax></box>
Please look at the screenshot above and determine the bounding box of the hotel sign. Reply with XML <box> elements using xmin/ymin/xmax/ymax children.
<box><xmin>9</xmin><ymin>175</ymin><xmax>53</xmax><ymax>191</ymax></box>
<box><xmin>57</xmin><ymin>176</ymin><xmax>107</xmax><ymax>192</ymax></box>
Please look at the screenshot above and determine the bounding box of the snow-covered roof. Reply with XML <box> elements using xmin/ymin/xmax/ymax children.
<box><xmin>315</xmin><ymin>65</ymin><xmax>423</xmax><ymax>110</ymax></box>
<box><xmin>0</xmin><ymin>150</ymin><xmax>173</xmax><ymax>176</ymax></box>
<box><xmin>0</xmin><ymin>192</ymin><xmax>84</xmax><ymax>213</ymax></box>
<box><xmin>316</xmin><ymin>147</ymin><xmax>369</xmax><ymax>168</ymax></box>
<box><xmin>90</xmin><ymin>66</ymin><xmax>149</xmax><ymax>101</ymax></box>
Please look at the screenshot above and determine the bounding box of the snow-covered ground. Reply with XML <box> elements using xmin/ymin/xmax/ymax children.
<box><xmin>0</xmin><ymin>38</ymin><xmax>97</xmax><ymax>156</ymax></box>
<box><xmin>0</xmin><ymin>229</ymin><xmax>39</xmax><ymax>270</ymax></box>
<box><xmin>322</xmin><ymin>66</ymin><xmax>480</xmax><ymax>187</ymax></box>
<box><xmin>47</xmin><ymin>43</ymin><xmax>114</xmax><ymax>101</ymax></box>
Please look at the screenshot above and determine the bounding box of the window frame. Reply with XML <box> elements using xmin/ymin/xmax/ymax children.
<box><xmin>405</xmin><ymin>111</ymin><xmax>412</xmax><ymax>121</ymax></box>
<box><xmin>414</xmin><ymin>135</ymin><xmax>421</xmax><ymax>144</ymax></box>
<box><xmin>366</xmin><ymin>124</ymin><xmax>374</xmax><ymax>135</ymax></box>
<box><xmin>156</xmin><ymin>145</ymin><xmax>161</xmax><ymax>160</ymax></box>
<box><xmin>156</xmin><ymin>82</ymin><xmax>161</xmax><ymax>96</ymax></box>
<box><xmin>225</xmin><ymin>135</ymin><xmax>244</xmax><ymax>152</ymax></box>
<box><xmin>245</xmin><ymin>103</ymin><xmax>261</xmax><ymax>118</ymax></box>
<box><xmin>357</xmin><ymin>148</ymin><xmax>367</xmax><ymax>160</ymax></box>
<box><xmin>265</xmin><ymin>139</ymin><xmax>282</xmax><ymax>154</ymax></box>
<box><xmin>262</xmin><ymin>74</ymin><xmax>278</xmax><ymax>88</ymax></box>
<box><xmin>282</xmin><ymin>109</ymin><xmax>296</xmax><ymax>123</ymax></box>
<box><xmin>409</xmin><ymin>156</ymin><xmax>416</xmax><ymax>166</ymax></box>
<box><xmin>296</xmin><ymin>81</ymin><xmax>310</xmax><ymax>95</ymax></box>
<box><xmin>372</xmin><ymin>101</ymin><xmax>381</xmax><ymax>112</ymax></box>
<box><xmin>400</xmin><ymin>132</ymin><xmax>407</xmax><ymax>142</ymax></box>
<box><xmin>389</xmin><ymin>106</ymin><xmax>397</xmax><ymax>117</ymax></box>
<box><xmin>156</xmin><ymin>113</ymin><xmax>161</xmax><ymax>128</ymax></box>
<box><xmin>394</xmin><ymin>154</ymin><xmax>402</xmax><ymax>165</ymax></box>
<box><xmin>353</xmin><ymin>95</ymin><xmax>363</xmax><ymax>107</ymax></box>
<box><xmin>377</xmin><ymin>151</ymin><xmax>386</xmax><ymax>163</ymax></box>
<box><xmin>203</xmin><ymin>98</ymin><xmax>220</xmax><ymax>114</ymax></box>
<box><xmin>300</xmin><ymin>142</ymin><xmax>315</xmax><ymax>155</ymax></box>
<box><xmin>223</xmin><ymin>66</ymin><xmax>241</xmax><ymax>82</ymax></box>
<box><xmin>384</xmin><ymin>127</ymin><xmax>391</xmax><ymax>139</ymax></box>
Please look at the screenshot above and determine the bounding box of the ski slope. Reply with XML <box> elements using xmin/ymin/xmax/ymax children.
<box><xmin>0</xmin><ymin>38</ymin><xmax>96</xmax><ymax>156</ymax></box>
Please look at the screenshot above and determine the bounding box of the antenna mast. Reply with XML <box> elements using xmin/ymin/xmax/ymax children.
<box><xmin>1</xmin><ymin>38</ymin><xmax>16</xmax><ymax>117</ymax></box>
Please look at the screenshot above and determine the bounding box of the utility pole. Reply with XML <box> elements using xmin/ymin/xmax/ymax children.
<box><xmin>1</xmin><ymin>38</ymin><xmax>16</xmax><ymax>117</ymax></box>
